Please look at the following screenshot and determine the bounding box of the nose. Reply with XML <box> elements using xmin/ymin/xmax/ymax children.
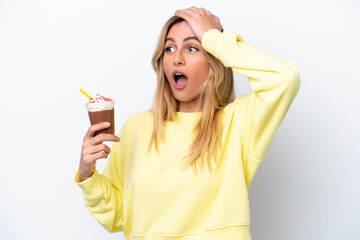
<box><xmin>173</xmin><ymin>50</ymin><xmax>185</xmax><ymax>66</ymax></box>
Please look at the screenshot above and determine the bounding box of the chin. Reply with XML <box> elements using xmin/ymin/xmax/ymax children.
<box><xmin>172</xmin><ymin>92</ymin><xmax>198</xmax><ymax>104</ymax></box>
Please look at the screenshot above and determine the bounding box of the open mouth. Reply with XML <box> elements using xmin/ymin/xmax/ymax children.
<box><xmin>173</xmin><ymin>72</ymin><xmax>188</xmax><ymax>89</ymax></box>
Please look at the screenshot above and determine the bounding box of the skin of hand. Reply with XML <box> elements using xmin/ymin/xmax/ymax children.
<box><xmin>79</xmin><ymin>122</ymin><xmax>120</xmax><ymax>181</ymax></box>
<box><xmin>174</xmin><ymin>6</ymin><xmax>223</xmax><ymax>42</ymax></box>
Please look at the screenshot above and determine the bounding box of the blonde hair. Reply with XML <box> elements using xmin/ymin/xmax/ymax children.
<box><xmin>149</xmin><ymin>16</ymin><xmax>234</xmax><ymax>173</ymax></box>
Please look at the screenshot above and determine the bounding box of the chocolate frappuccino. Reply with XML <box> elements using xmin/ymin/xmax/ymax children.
<box><xmin>85</xmin><ymin>94</ymin><xmax>115</xmax><ymax>136</ymax></box>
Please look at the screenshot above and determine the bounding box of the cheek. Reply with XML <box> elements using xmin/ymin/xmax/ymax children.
<box><xmin>187</xmin><ymin>57</ymin><xmax>210</xmax><ymax>80</ymax></box>
<box><xmin>162</xmin><ymin>57</ymin><xmax>172</xmax><ymax>81</ymax></box>
<box><xmin>196</xmin><ymin>60</ymin><xmax>210</xmax><ymax>83</ymax></box>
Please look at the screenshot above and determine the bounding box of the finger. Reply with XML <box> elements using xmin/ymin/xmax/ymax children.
<box><xmin>176</xmin><ymin>7</ymin><xmax>199</xmax><ymax>16</ymax></box>
<box><xmin>84</xmin><ymin>122</ymin><xmax>110</xmax><ymax>139</ymax></box>
<box><xmin>199</xmin><ymin>7</ymin><xmax>211</xmax><ymax>15</ymax></box>
<box><xmin>186</xmin><ymin>7</ymin><xmax>202</xmax><ymax>16</ymax></box>
<box><xmin>211</xmin><ymin>14</ymin><xmax>223</xmax><ymax>31</ymax></box>
<box><xmin>212</xmin><ymin>14</ymin><xmax>222</xmax><ymax>26</ymax></box>
<box><xmin>177</xmin><ymin>8</ymin><xmax>212</xmax><ymax>22</ymax></box>
<box><xmin>175</xmin><ymin>9</ymin><xmax>193</xmax><ymax>20</ymax></box>
<box><xmin>85</xmin><ymin>151</ymin><xmax>109</xmax><ymax>163</ymax></box>
<box><xmin>190</xmin><ymin>6</ymin><xmax>203</xmax><ymax>12</ymax></box>
<box><xmin>91</xmin><ymin>133</ymin><xmax>120</xmax><ymax>145</ymax></box>
<box><xmin>212</xmin><ymin>14</ymin><xmax>220</xmax><ymax>23</ymax></box>
<box><xmin>189</xmin><ymin>6</ymin><xmax>212</xmax><ymax>16</ymax></box>
<box><xmin>85</xmin><ymin>143</ymin><xmax>111</xmax><ymax>155</ymax></box>
<box><xmin>174</xmin><ymin>11</ymin><xmax>193</xmax><ymax>23</ymax></box>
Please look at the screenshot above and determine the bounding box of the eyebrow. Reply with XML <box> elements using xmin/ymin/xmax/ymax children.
<box><xmin>165</xmin><ymin>36</ymin><xmax>199</xmax><ymax>43</ymax></box>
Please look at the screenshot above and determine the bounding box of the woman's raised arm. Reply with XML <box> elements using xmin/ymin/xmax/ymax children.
<box><xmin>201</xmin><ymin>29</ymin><xmax>300</xmax><ymax>187</ymax></box>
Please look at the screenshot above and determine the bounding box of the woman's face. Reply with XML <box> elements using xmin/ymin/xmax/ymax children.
<box><xmin>163</xmin><ymin>21</ymin><xmax>210</xmax><ymax>112</ymax></box>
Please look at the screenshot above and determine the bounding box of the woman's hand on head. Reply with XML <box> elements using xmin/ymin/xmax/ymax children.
<box><xmin>174</xmin><ymin>6</ymin><xmax>222</xmax><ymax>42</ymax></box>
<box><xmin>79</xmin><ymin>122</ymin><xmax>120</xmax><ymax>181</ymax></box>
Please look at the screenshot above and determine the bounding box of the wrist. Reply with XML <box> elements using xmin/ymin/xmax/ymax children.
<box><xmin>79</xmin><ymin>171</ymin><xmax>94</xmax><ymax>182</ymax></box>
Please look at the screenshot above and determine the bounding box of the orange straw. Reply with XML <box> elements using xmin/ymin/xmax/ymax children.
<box><xmin>79</xmin><ymin>88</ymin><xmax>92</xmax><ymax>100</ymax></box>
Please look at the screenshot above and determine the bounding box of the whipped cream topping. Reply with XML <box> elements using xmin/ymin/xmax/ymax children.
<box><xmin>86</xmin><ymin>94</ymin><xmax>115</xmax><ymax>112</ymax></box>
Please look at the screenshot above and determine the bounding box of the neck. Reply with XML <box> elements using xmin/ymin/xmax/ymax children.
<box><xmin>178</xmin><ymin>98</ymin><xmax>201</xmax><ymax>112</ymax></box>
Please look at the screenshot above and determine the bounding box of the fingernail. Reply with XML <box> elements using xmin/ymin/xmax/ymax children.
<box><xmin>104</xmin><ymin>122</ymin><xmax>110</xmax><ymax>126</ymax></box>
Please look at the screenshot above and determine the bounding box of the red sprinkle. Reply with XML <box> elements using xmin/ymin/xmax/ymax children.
<box><xmin>88</xmin><ymin>94</ymin><xmax>112</xmax><ymax>104</ymax></box>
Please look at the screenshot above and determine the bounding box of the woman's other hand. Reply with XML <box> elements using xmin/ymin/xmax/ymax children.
<box><xmin>79</xmin><ymin>122</ymin><xmax>120</xmax><ymax>181</ymax></box>
<box><xmin>174</xmin><ymin>6</ymin><xmax>223</xmax><ymax>42</ymax></box>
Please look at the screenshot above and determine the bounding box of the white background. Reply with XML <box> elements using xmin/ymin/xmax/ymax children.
<box><xmin>0</xmin><ymin>0</ymin><xmax>359</xmax><ymax>239</ymax></box>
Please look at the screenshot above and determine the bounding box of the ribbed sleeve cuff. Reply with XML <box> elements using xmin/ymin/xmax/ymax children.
<box><xmin>74</xmin><ymin>169</ymin><xmax>106</xmax><ymax>199</ymax></box>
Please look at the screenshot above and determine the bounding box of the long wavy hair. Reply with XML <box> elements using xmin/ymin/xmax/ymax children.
<box><xmin>148</xmin><ymin>16</ymin><xmax>234</xmax><ymax>173</ymax></box>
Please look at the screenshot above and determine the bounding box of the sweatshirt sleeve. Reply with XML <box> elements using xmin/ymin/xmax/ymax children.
<box><xmin>74</xmin><ymin>138</ymin><xmax>124</xmax><ymax>232</ymax></box>
<box><xmin>202</xmin><ymin>29</ymin><xmax>300</xmax><ymax>188</ymax></box>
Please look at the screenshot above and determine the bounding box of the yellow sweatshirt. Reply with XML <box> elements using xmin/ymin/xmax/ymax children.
<box><xmin>75</xmin><ymin>29</ymin><xmax>300</xmax><ymax>240</ymax></box>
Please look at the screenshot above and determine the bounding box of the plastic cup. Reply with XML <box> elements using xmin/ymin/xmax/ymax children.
<box><xmin>85</xmin><ymin>97</ymin><xmax>115</xmax><ymax>136</ymax></box>
<box><xmin>88</xmin><ymin>107</ymin><xmax>115</xmax><ymax>136</ymax></box>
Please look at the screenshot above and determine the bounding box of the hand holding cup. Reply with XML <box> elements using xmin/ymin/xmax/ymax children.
<box><xmin>79</xmin><ymin>122</ymin><xmax>120</xmax><ymax>181</ymax></box>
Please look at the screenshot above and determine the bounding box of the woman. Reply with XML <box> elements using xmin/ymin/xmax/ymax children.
<box><xmin>75</xmin><ymin>7</ymin><xmax>300</xmax><ymax>240</ymax></box>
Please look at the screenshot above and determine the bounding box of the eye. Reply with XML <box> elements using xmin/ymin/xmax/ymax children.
<box><xmin>165</xmin><ymin>46</ymin><xmax>175</xmax><ymax>53</ymax></box>
<box><xmin>188</xmin><ymin>46</ymin><xmax>199</xmax><ymax>52</ymax></box>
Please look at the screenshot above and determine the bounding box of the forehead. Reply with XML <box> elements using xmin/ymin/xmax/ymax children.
<box><xmin>167</xmin><ymin>21</ymin><xmax>196</xmax><ymax>39</ymax></box>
